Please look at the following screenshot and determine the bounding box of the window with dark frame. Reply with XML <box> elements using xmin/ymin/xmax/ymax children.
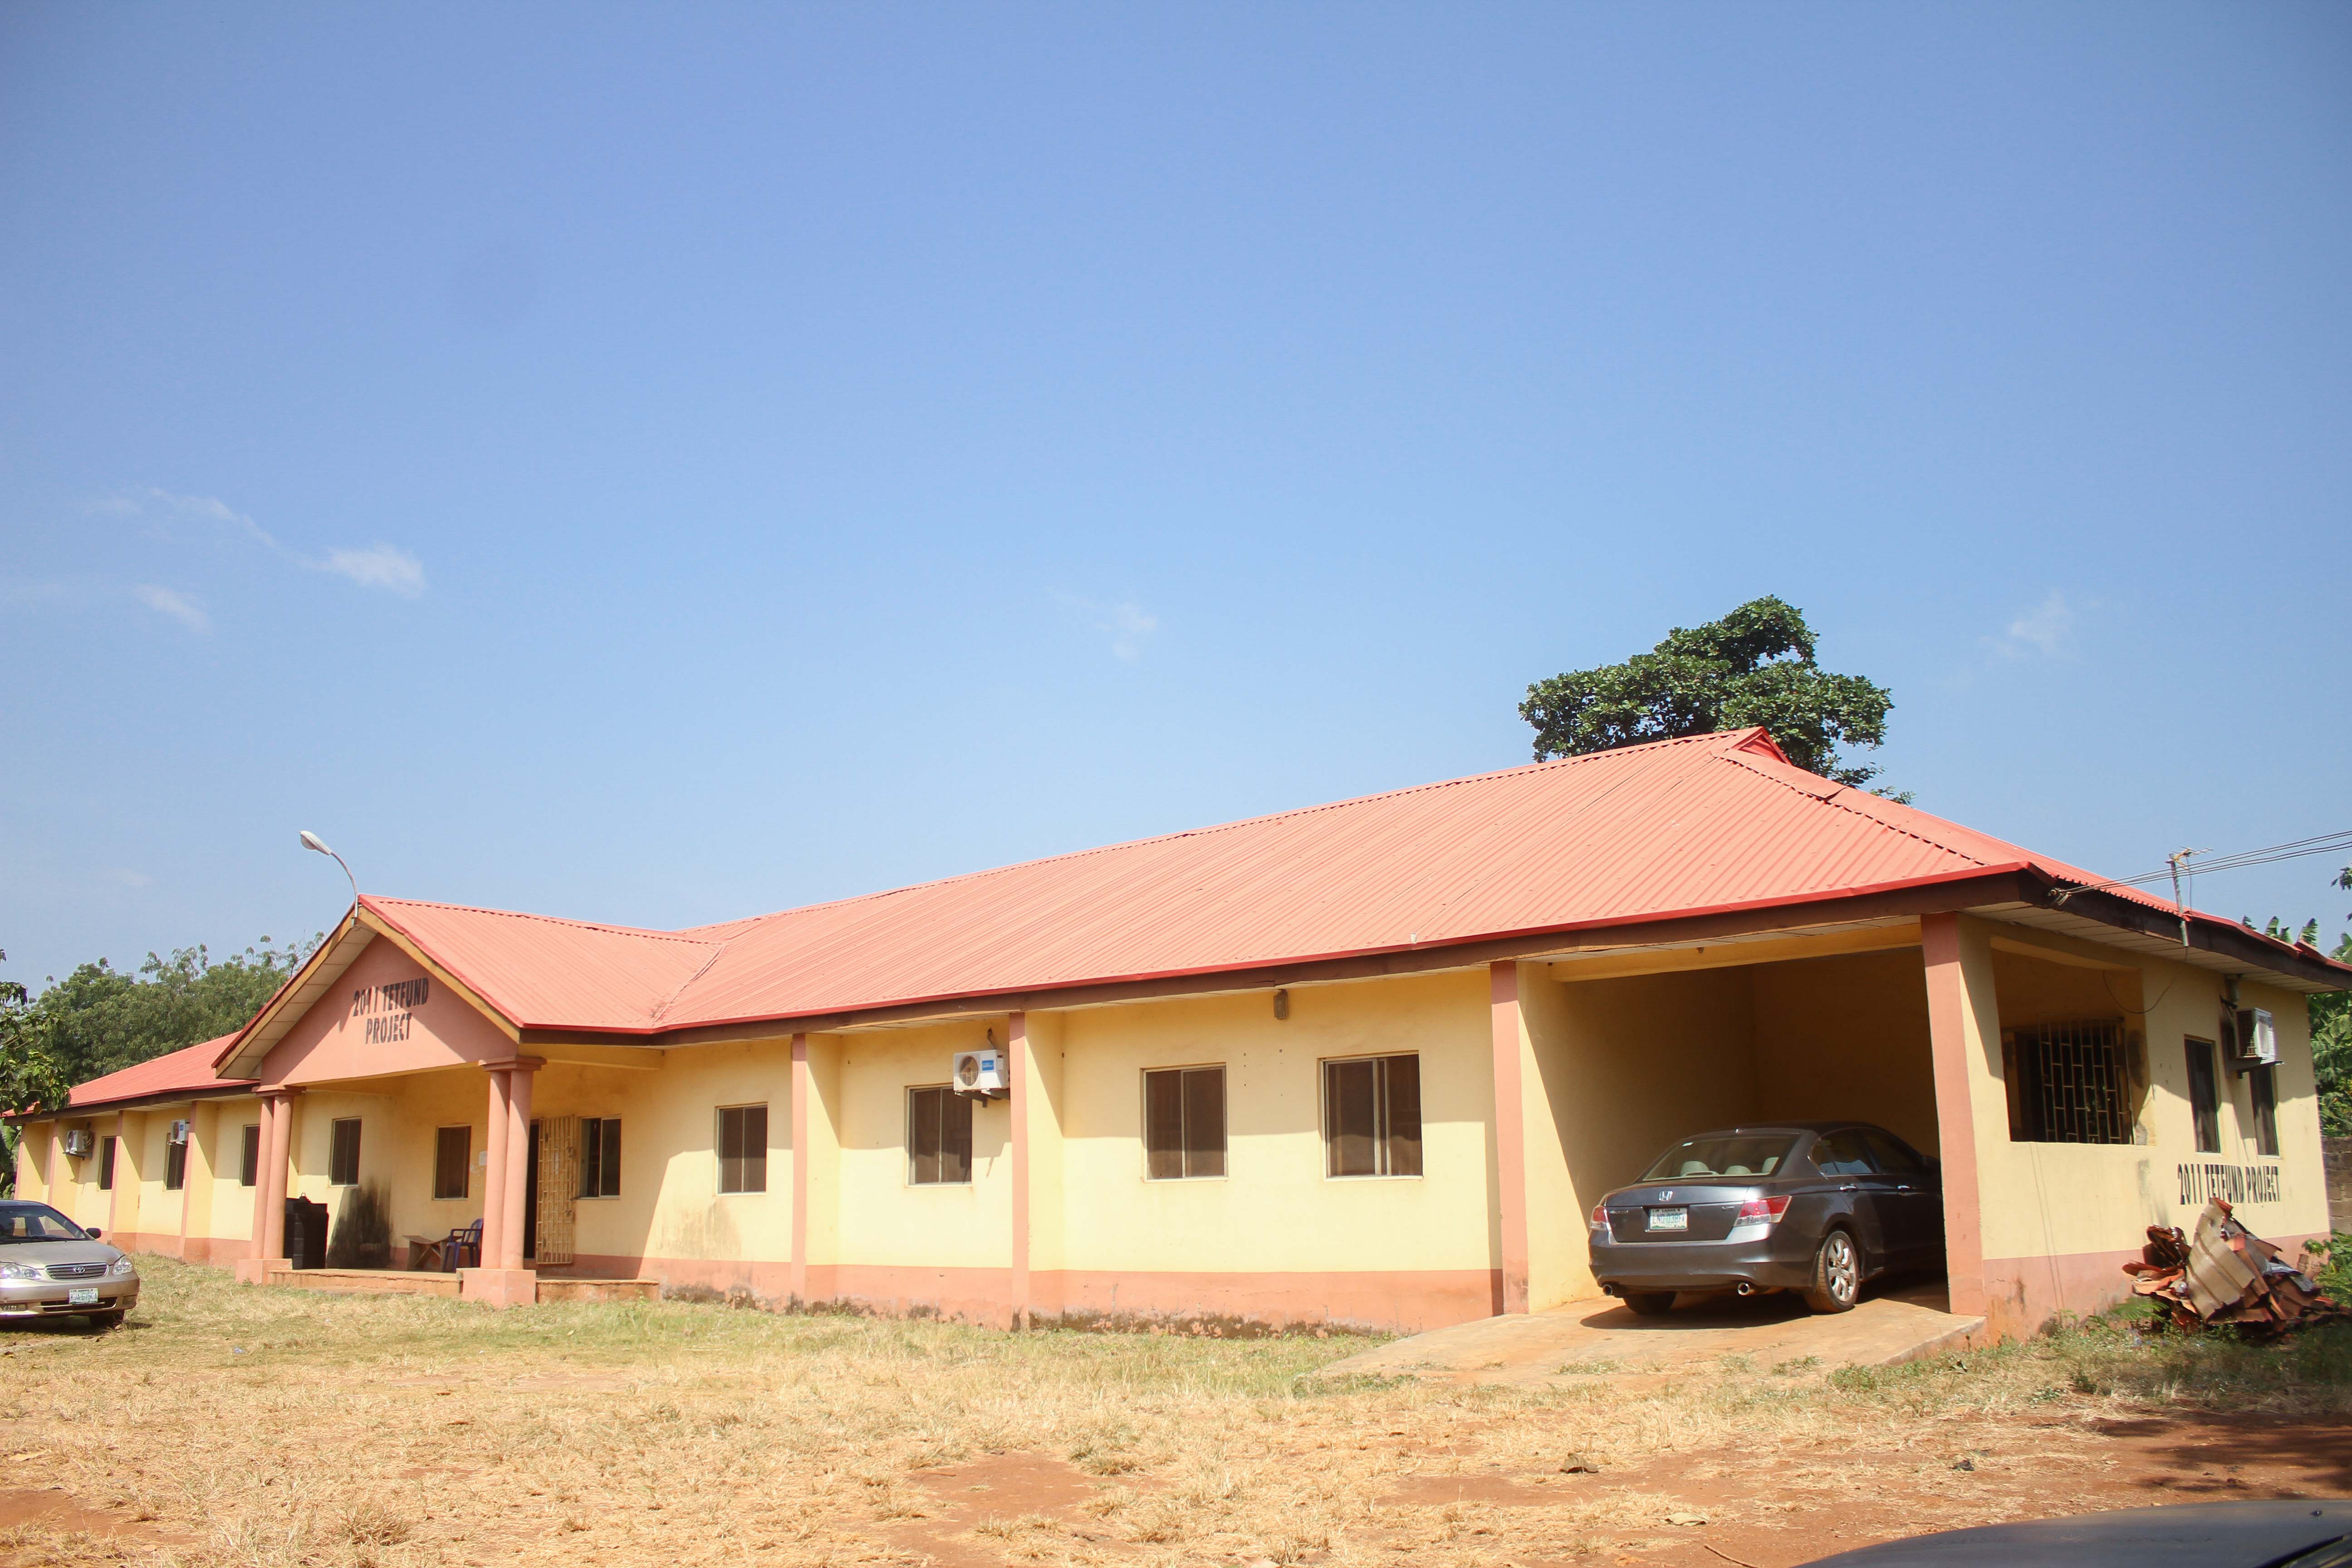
<box><xmin>433</xmin><ymin>1126</ymin><xmax>470</xmax><ymax>1200</ymax></box>
<box><xmin>164</xmin><ymin>1124</ymin><xmax>187</xmax><ymax>1191</ymax></box>
<box><xmin>906</xmin><ymin>1086</ymin><xmax>974</xmax><ymax>1186</ymax></box>
<box><xmin>1144</xmin><ymin>1065</ymin><xmax>1227</xmax><ymax>1180</ymax></box>
<box><xmin>580</xmin><ymin>1117</ymin><xmax>622</xmax><ymax>1198</ymax></box>
<box><xmin>98</xmin><ymin>1136</ymin><xmax>116</xmax><ymax>1191</ymax></box>
<box><xmin>2185</xmin><ymin>1038</ymin><xmax>2222</xmax><ymax>1154</ymax></box>
<box><xmin>2001</xmin><ymin>1020</ymin><xmax>2133</xmax><ymax>1145</ymax></box>
<box><xmin>240</xmin><ymin>1123</ymin><xmax>261</xmax><ymax>1187</ymax></box>
<box><xmin>1323</xmin><ymin>1054</ymin><xmax>1422</xmax><ymax>1178</ymax></box>
<box><xmin>718</xmin><ymin>1104</ymin><xmax>768</xmax><ymax>1195</ymax></box>
<box><xmin>327</xmin><ymin>1117</ymin><xmax>362</xmax><ymax>1186</ymax></box>
<box><xmin>2249</xmin><ymin>1065</ymin><xmax>2280</xmax><ymax>1159</ymax></box>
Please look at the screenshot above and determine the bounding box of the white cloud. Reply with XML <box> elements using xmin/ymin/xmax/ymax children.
<box><xmin>320</xmin><ymin>544</ymin><xmax>426</xmax><ymax>598</ymax></box>
<box><xmin>105</xmin><ymin>486</ymin><xmax>278</xmax><ymax>549</ymax></box>
<box><xmin>1057</xmin><ymin>594</ymin><xmax>1159</xmax><ymax>661</ymax></box>
<box><xmin>133</xmin><ymin>584</ymin><xmax>209</xmax><ymax>633</ymax></box>
<box><xmin>1998</xmin><ymin>591</ymin><xmax>2072</xmax><ymax>657</ymax></box>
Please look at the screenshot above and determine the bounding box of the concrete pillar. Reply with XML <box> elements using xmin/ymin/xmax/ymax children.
<box><xmin>1922</xmin><ymin>912</ymin><xmax>1997</xmax><ymax>1319</ymax></box>
<box><xmin>789</xmin><ymin>1034</ymin><xmax>810</xmax><ymax>1303</ymax></box>
<box><xmin>1490</xmin><ymin>960</ymin><xmax>1530</xmax><ymax>1315</ymax></box>
<box><xmin>1008</xmin><ymin>1013</ymin><xmax>1068</xmax><ymax>1330</ymax></box>
<box><xmin>237</xmin><ymin>1090</ymin><xmax>296</xmax><ymax>1281</ymax></box>
<box><xmin>480</xmin><ymin>1067</ymin><xmax>511</xmax><ymax>1269</ymax></box>
<box><xmin>107</xmin><ymin>1112</ymin><xmax>141</xmax><ymax>1246</ymax></box>
<box><xmin>498</xmin><ymin>1061</ymin><xmax>535</xmax><ymax>1270</ymax></box>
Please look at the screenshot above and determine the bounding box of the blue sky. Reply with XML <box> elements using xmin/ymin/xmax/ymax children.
<box><xmin>4</xmin><ymin>4</ymin><xmax>2348</xmax><ymax>989</ymax></box>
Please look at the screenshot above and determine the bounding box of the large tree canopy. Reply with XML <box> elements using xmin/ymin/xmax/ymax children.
<box><xmin>1520</xmin><ymin>596</ymin><xmax>1901</xmax><ymax>793</ymax></box>
<box><xmin>20</xmin><ymin>936</ymin><xmax>317</xmax><ymax>1091</ymax></box>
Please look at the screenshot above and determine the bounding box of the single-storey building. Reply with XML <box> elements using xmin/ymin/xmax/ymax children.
<box><xmin>14</xmin><ymin>730</ymin><xmax>2347</xmax><ymax>1336</ymax></box>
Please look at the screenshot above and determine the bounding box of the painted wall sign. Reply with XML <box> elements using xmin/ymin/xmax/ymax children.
<box><xmin>353</xmin><ymin>976</ymin><xmax>431</xmax><ymax>1044</ymax></box>
<box><xmin>2176</xmin><ymin>1161</ymin><xmax>2282</xmax><ymax>1206</ymax></box>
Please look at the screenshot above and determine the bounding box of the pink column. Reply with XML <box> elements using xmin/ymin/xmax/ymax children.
<box><xmin>260</xmin><ymin>1093</ymin><xmax>294</xmax><ymax>1263</ymax></box>
<box><xmin>789</xmin><ymin>1034</ymin><xmax>810</xmax><ymax>1303</ymax></box>
<box><xmin>479</xmin><ymin>1068</ymin><xmax>510</xmax><ymax>1271</ymax></box>
<box><xmin>1009</xmin><ymin>1012</ymin><xmax>1030</xmax><ymax>1330</ymax></box>
<box><xmin>498</xmin><ymin>1061</ymin><xmax>535</xmax><ymax>1270</ymax></box>
<box><xmin>1489</xmin><ymin>961</ymin><xmax>1530</xmax><ymax>1315</ymax></box>
<box><xmin>1921</xmin><ymin>913</ymin><xmax>1989</xmax><ymax>1318</ymax></box>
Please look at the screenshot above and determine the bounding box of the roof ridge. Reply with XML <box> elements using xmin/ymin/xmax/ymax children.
<box><xmin>1717</xmin><ymin>749</ymin><xmax>1998</xmax><ymax>868</ymax></box>
<box><xmin>363</xmin><ymin>895</ymin><xmax>719</xmax><ymax>948</ymax></box>
<box><xmin>688</xmin><ymin>729</ymin><xmax>1756</xmax><ymax>936</ymax></box>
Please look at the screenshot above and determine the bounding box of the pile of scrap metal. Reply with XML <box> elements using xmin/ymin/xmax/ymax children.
<box><xmin>2123</xmin><ymin>1199</ymin><xmax>2343</xmax><ymax>1338</ymax></box>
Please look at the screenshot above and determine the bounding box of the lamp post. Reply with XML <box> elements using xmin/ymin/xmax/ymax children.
<box><xmin>299</xmin><ymin>830</ymin><xmax>358</xmax><ymax>905</ymax></box>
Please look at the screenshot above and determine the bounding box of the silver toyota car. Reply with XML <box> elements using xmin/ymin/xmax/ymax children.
<box><xmin>0</xmin><ymin>1200</ymin><xmax>138</xmax><ymax>1328</ymax></box>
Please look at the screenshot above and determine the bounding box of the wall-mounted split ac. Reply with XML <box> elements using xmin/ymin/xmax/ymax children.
<box><xmin>952</xmin><ymin>1044</ymin><xmax>1007</xmax><ymax>1099</ymax></box>
<box><xmin>61</xmin><ymin>1129</ymin><xmax>93</xmax><ymax>1158</ymax></box>
<box><xmin>2230</xmin><ymin>1007</ymin><xmax>2279</xmax><ymax>1067</ymax></box>
<box><xmin>167</xmin><ymin>1120</ymin><xmax>191</xmax><ymax>1146</ymax></box>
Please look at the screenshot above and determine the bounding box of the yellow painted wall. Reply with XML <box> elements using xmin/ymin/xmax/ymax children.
<box><xmin>1050</xmin><ymin>971</ymin><xmax>1495</xmax><ymax>1279</ymax></box>
<box><xmin>1525</xmin><ymin>965</ymin><xmax>1757</xmax><ymax>1308</ymax></box>
<box><xmin>833</xmin><ymin>1019</ymin><xmax>1012</xmax><ymax>1271</ymax></box>
<box><xmin>1965</xmin><ymin>921</ymin><xmax>2328</xmax><ymax>1264</ymax></box>
<box><xmin>1751</xmin><ymin>948</ymin><xmax>1940</xmax><ymax>1154</ymax></box>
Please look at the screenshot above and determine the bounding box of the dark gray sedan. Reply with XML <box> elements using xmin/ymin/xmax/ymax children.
<box><xmin>0</xmin><ymin>1201</ymin><xmax>139</xmax><ymax>1328</ymax></box>
<box><xmin>1587</xmin><ymin>1123</ymin><xmax>1941</xmax><ymax>1315</ymax></box>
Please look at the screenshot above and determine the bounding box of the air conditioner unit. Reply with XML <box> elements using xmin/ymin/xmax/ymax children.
<box><xmin>167</xmin><ymin>1120</ymin><xmax>191</xmax><ymax>1147</ymax></box>
<box><xmin>951</xmin><ymin>1046</ymin><xmax>1007</xmax><ymax>1099</ymax></box>
<box><xmin>61</xmin><ymin>1130</ymin><xmax>93</xmax><ymax>1159</ymax></box>
<box><xmin>2232</xmin><ymin>1008</ymin><xmax>2279</xmax><ymax>1067</ymax></box>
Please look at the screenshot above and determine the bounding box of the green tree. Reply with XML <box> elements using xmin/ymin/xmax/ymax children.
<box><xmin>1519</xmin><ymin>596</ymin><xmax>1904</xmax><ymax>795</ymax></box>
<box><xmin>26</xmin><ymin>936</ymin><xmax>318</xmax><ymax>1087</ymax></box>
<box><xmin>0</xmin><ymin>958</ymin><xmax>74</xmax><ymax>1197</ymax></box>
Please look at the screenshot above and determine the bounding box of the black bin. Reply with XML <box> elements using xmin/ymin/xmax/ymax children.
<box><xmin>282</xmin><ymin>1197</ymin><xmax>328</xmax><ymax>1271</ymax></box>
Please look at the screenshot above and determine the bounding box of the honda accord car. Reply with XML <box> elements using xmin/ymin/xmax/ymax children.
<box><xmin>0</xmin><ymin>1201</ymin><xmax>139</xmax><ymax>1328</ymax></box>
<box><xmin>1588</xmin><ymin>1122</ymin><xmax>1940</xmax><ymax>1314</ymax></box>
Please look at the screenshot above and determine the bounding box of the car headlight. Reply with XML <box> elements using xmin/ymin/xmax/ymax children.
<box><xmin>0</xmin><ymin>1262</ymin><xmax>37</xmax><ymax>1281</ymax></box>
<box><xmin>108</xmin><ymin>1257</ymin><xmax>136</xmax><ymax>1278</ymax></box>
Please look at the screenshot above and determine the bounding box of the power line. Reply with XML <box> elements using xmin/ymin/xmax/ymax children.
<box><xmin>2050</xmin><ymin>830</ymin><xmax>2352</xmax><ymax>907</ymax></box>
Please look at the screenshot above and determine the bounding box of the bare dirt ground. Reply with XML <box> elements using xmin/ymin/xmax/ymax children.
<box><xmin>1</xmin><ymin>1260</ymin><xmax>2348</xmax><ymax>1568</ymax></box>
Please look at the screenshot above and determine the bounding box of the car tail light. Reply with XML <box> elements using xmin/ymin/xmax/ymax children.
<box><xmin>1590</xmin><ymin>1204</ymin><xmax>1608</xmax><ymax>1228</ymax></box>
<box><xmin>1736</xmin><ymin>1196</ymin><xmax>1791</xmax><ymax>1226</ymax></box>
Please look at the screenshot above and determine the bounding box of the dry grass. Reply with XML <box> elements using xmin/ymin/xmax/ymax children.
<box><xmin>0</xmin><ymin>1260</ymin><xmax>2346</xmax><ymax>1568</ymax></box>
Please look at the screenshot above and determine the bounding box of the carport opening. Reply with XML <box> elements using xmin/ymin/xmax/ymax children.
<box><xmin>1542</xmin><ymin>934</ymin><xmax>2149</xmax><ymax>1319</ymax></box>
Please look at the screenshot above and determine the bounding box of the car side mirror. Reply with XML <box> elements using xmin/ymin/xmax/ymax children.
<box><xmin>83</xmin><ymin>1228</ymin><xmax>101</xmax><ymax>1241</ymax></box>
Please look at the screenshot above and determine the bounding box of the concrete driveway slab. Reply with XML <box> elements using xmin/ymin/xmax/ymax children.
<box><xmin>1323</xmin><ymin>1281</ymin><xmax>1984</xmax><ymax>1387</ymax></box>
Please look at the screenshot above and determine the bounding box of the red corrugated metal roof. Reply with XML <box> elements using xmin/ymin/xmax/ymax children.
<box><xmin>328</xmin><ymin>726</ymin><xmax>2338</xmax><ymax>1040</ymax></box>
<box><xmin>64</xmin><ymin>1035</ymin><xmax>253</xmax><ymax>1111</ymax></box>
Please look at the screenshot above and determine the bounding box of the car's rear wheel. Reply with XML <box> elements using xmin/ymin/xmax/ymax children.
<box><xmin>1621</xmin><ymin>1291</ymin><xmax>1677</xmax><ymax>1317</ymax></box>
<box><xmin>1803</xmin><ymin>1230</ymin><xmax>1861</xmax><ymax>1313</ymax></box>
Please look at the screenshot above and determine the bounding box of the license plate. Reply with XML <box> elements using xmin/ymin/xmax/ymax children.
<box><xmin>1646</xmin><ymin>1207</ymin><xmax>1688</xmax><ymax>1232</ymax></box>
<box><xmin>67</xmin><ymin>1288</ymin><xmax>98</xmax><ymax>1306</ymax></box>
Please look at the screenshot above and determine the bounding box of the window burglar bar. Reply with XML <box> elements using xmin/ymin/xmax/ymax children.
<box><xmin>2004</xmin><ymin>1019</ymin><xmax>2132</xmax><ymax>1145</ymax></box>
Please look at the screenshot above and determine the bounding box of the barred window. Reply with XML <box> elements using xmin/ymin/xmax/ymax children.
<box><xmin>2002</xmin><ymin>1020</ymin><xmax>2132</xmax><ymax>1145</ymax></box>
<box><xmin>718</xmin><ymin>1105</ymin><xmax>768</xmax><ymax>1194</ymax></box>
<box><xmin>164</xmin><ymin>1123</ymin><xmax>189</xmax><ymax>1191</ymax></box>
<box><xmin>1323</xmin><ymin>1054</ymin><xmax>1422</xmax><ymax>1177</ymax></box>
<box><xmin>906</xmin><ymin>1087</ymin><xmax>973</xmax><ymax>1186</ymax></box>
<box><xmin>1144</xmin><ymin>1066</ymin><xmax>1226</xmax><ymax>1180</ymax></box>
<box><xmin>433</xmin><ymin>1126</ymin><xmax>470</xmax><ymax>1200</ymax></box>
<box><xmin>2249</xmin><ymin>1065</ymin><xmax>2280</xmax><ymax>1159</ymax></box>
<box><xmin>580</xmin><ymin>1117</ymin><xmax>622</xmax><ymax>1198</ymax></box>
<box><xmin>98</xmin><ymin>1136</ymin><xmax>116</xmax><ymax>1192</ymax></box>
<box><xmin>240</xmin><ymin>1124</ymin><xmax>260</xmax><ymax>1187</ymax></box>
<box><xmin>329</xmin><ymin>1117</ymin><xmax>363</xmax><ymax>1186</ymax></box>
<box><xmin>2185</xmin><ymin>1038</ymin><xmax>2222</xmax><ymax>1154</ymax></box>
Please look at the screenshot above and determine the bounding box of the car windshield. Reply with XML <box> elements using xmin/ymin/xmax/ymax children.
<box><xmin>1641</xmin><ymin>1135</ymin><xmax>1798</xmax><ymax>1181</ymax></box>
<box><xmin>0</xmin><ymin>1203</ymin><xmax>89</xmax><ymax>1242</ymax></box>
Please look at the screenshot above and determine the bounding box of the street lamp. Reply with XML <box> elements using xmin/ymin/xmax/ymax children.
<box><xmin>299</xmin><ymin>830</ymin><xmax>358</xmax><ymax>904</ymax></box>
